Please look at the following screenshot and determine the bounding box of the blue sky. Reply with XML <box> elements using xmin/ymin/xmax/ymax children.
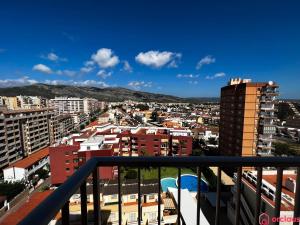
<box><xmin>0</xmin><ymin>0</ymin><xmax>300</xmax><ymax>98</ymax></box>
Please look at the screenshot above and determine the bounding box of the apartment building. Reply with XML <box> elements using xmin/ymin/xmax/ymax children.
<box><xmin>49</xmin><ymin>97</ymin><xmax>99</xmax><ymax>115</ymax></box>
<box><xmin>219</xmin><ymin>78</ymin><xmax>278</xmax><ymax>156</ymax></box>
<box><xmin>49</xmin><ymin>114</ymin><xmax>75</xmax><ymax>144</ymax></box>
<box><xmin>49</xmin><ymin>124</ymin><xmax>192</xmax><ymax>185</ymax></box>
<box><xmin>0</xmin><ymin>112</ymin><xmax>8</xmax><ymax>170</ymax></box>
<box><xmin>0</xmin><ymin>96</ymin><xmax>20</xmax><ymax>110</ymax></box>
<box><xmin>63</xmin><ymin>180</ymin><xmax>174</xmax><ymax>225</ymax></box>
<box><xmin>16</xmin><ymin>95</ymin><xmax>47</xmax><ymax>109</ymax></box>
<box><xmin>228</xmin><ymin>170</ymin><xmax>298</xmax><ymax>225</ymax></box>
<box><xmin>0</xmin><ymin>108</ymin><xmax>54</xmax><ymax>172</ymax></box>
<box><xmin>0</xmin><ymin>96</ymin><xmax>48</xmax><ymax>110</ymax></box>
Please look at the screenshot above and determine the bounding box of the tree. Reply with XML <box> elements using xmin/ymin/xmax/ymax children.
<box><xmin>136</xmin><ymin>104</ymin><xmax>149</xmax><ymax>111</ymax></box>
<box><xmin>208</xmin><ymin>137</ymin><xmax>218</xmax><ymax>145</ymax></box>
<box><xmin>80</xmin><ymin>124</ymin><xmax>85</xmax><ymax>130</ymax></box>
<box><xmin>273</xmin><ymin>142</ymin><xmax>296</xmax><ymax>156</ymax></box>
<box><xmin>151</xmin><ymin>111</ymin><xmax>158</xmax><ymax>122</ymax></box>
<box><xmin>125</xmin><ymin>169</ymin><xmax>138</xmax><ymax>179</ymax></box>
<box><xmin>0</xmin><ymin>181</ymin><xmax>26</xmax><ymax>201</ymax></box>
<box><xmin>36</xmin><ymin>169</ymin><xmax>49</xmax><ymax>180</ymax></box>
<box><xmin>192</xmin><ymin>148</ymin><xmax>203</xmax><ymax>156</ymax></box>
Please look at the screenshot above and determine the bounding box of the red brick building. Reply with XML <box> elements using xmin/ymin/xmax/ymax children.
<box><xmin>49</xmin><ymin>124</ymin><xmax>192</xmax><ymax>185</ymax></box>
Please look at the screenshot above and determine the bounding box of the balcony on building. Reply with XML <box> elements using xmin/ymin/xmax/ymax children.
<box><xmin>19</xmin><ymin>156</ymin><xmax>300</xmax><ymax>225</ymax></box>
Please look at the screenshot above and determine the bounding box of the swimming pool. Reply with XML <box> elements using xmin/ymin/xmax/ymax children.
<box><xmin>161</xmin><ymin>174</ymin><xmax>209</xmax><ymax>193</ymax></box>
<box><xmin>161</xmin><ymin>177</ymin><xmax>177</xmax><ymax>192</ymax></box>
<box><xmin>177</xmin><ymin>174</ymin><xmax>209</xmax><ymax>192</ymax></box>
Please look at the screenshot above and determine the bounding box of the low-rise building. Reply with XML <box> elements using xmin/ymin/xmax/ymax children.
<box><xmin>3</xmin><ymin>147</ymin><xmax>49</xmax><ymax>182</ymax></box>
<box><xmin>49</xmin><ymin>124</ymin><xmax>193</xmax><ymax>185</ymax></box>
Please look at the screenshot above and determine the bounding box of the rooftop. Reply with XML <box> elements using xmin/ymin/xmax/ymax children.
<box><xmin>7</xmin><ymin>147</ymin><xmax>49</xmax><ymax>169</ymax></box>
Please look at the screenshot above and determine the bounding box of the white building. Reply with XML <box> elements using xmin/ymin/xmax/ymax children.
<box><xmin>50</xmin><ymin>97</ymin><xmax>99</xmax><ymax>115</ymax></box>
<box><xmin>3</xmin><ymin>147</ymin><xmax>49</xmax><ymax>182</ymax></box>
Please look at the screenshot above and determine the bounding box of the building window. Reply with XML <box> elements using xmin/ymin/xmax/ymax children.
<box><xmin>111</xmin><ymin>194</ymin><xmax>118</xmax><ymax>200</ymax></box>
<box><xmin>72</xmin><ymin>151</ymin><xmax>78</xmax><ymax>155</ymax></box>
<box><xmin>148</xmin><ymin>194</ymin><xmax>155</xmax><ymax>200</ymax></box>
<box><xmin>65</xmin><ymin>160</ymin><xmax>70</xmax><ymax>164</ymax></box>
<box><xmin>130</xmin><ymin>194</ymin><xmax>136</xmax><ymax>200</ymax></box>
<box><xmin>65</xmin><ymin>152</ymin><xmax>70</xmax><ymax>156</ymax></box>
<box><xmin>87</xmin><ymin>146</ymin><xmax>90</xmax><ymax>150</ymax></box>
<box><xmin>66</xmin><ymin>168</ymin><xmax>70</xmax><ymax>172</ymax></box>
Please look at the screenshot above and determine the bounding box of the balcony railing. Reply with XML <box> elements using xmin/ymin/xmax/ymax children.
<box><xmin>19</xmin><ymin>156</ymin><xmax>300</xmax><ymax>225</ymax></box>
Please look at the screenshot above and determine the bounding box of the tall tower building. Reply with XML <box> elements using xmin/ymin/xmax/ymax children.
<box><xmin>219</xmin><ymin>78</ymin><xmax>278</xmax><ymax>156</ymax></box>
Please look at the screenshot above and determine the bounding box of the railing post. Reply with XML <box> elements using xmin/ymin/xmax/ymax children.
<box><xmin>80</xmin><ymin>181</ymin><xmax>87</xmax><ymax>225</ymax></box>
<box><xmin>118</xmin><ymin>166</ymin><xmax>122</xmax><ymax>225</ymax></box>
<box><xmin>274</xmin><ymin>167</ymin><xmax>283</xmax><ymax>225</ymax></box>
<box><xmin>254</xmin><ymin>167</ymin><xmax>262</xmax><ymax>225</ymax></box>
<box><xmin>215</xmin><ymin>167</ymin><xmax>221</xmax><ymax>225</ymax></box>
<box><xmin>61</xmin><ymin>201</ymin><xmax>70</xmax><ymax>225</ymax></box>
<box><xmin>178</xmin><ymin>167</ymin><xmax>181</xmax><ymax>225</ymax></box>
<box><xmin>293</xmin><ymin>167</ymin><xmax>300</xmax><ymax>225</ymax></box>
<box><xmin>138</xmin><ymin>167</ymin><xmax>142</xmax><ymax>225</ymax></box>
<box><xmin>93</xmin><ymin>168</ymin><xmax>100</xmax><ymax>225</ymax></box>
<box><xmin>235</xmin><ymin>167</ymin><xmax>242</xmax><ymax>225</ymax></box>
<box><xmin>158</xmin><ymin>167</ymin><xmax>161</xmax><ymax>225</ymax></box>
<box><xmin>197</xmin><ymin>167</ymin><xmax>201</xmax><ymax>225</ymax></box>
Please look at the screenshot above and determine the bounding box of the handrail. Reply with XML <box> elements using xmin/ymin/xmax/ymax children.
<box><xmin>19</xmin><ymin>156</ymin><xmax>300</xmax><ymax>225</ymax></box>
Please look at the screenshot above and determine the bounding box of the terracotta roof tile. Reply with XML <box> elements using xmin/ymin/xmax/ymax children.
<box><xmin>7</xmin><ymin>147</ymin><xmax>49</xmax><ymax>169</ymax></box>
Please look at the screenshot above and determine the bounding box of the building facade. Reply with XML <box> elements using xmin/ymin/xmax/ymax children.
<box><xmin>49</xmin><ymin>114</ymin><xmax>75</xmax><ymax>144</ymax></box>
<box><xmin>49</xmin><ymin>124</ymin><xmax>193</xmax><ymax>185</ymax></box>
<box><xmin>0</xmin><ymin>109</ymin><xmax>54</xmax><ymax>171</ymax></box>
<box><xmin>219</xmin><ymin>78</ymin><xmax>278</xmax><ymax>156</ymax></box>
<box><xmin>49</xmin><ymin>97</ymin><xmax>100</xmax><ymax>115</ymax></box>
<box><xmin>228</xmin><ymin>170</ymin><xmax>297</xmax><ymax>225</ymax></box>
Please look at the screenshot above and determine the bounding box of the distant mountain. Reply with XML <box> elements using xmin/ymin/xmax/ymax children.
<box><xmin>0</xmin><ymin>84</ymin><xmax>219</xmax><ymax>103</ymax></box>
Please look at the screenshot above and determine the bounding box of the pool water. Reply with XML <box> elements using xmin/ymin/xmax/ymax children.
<box><xmin>161</xmin><ymin>177</ymin><xmax>177</xmax><ymax>192</ymax></box>
<box><xmin>161</xmin><ymin>174</ymin><xmax>209</xmax><ymax>193</ymax></box>
<box><xmin>178</xmin><ymin>174</ymin><xmax>209</xmax><ymax>192</ymax></box>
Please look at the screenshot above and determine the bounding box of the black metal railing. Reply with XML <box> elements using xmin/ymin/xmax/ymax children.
<box><xmin>19</xmin><ymin>156</ymin><xmax>300</xmax><ymax>225</ymax></box>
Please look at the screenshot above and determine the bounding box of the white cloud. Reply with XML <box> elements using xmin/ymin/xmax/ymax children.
<box><xmin>128</xmin><ymin>81</ymin><xmax>152</xmax><ymax>90</ymax></box>
<box><xmin>196</xmin><ymin>55</ymin><xmax>216</xmax><ymax>69</ymax></box>
<box><xmin>41</xmin><ymin>52</ymin><xmax>67</xmax><ymax>62</ymax></box>
<box><xmin>84</xmin><ymin>61</ymin><xmax>94</xmax><ymax>67</ymax></box>
<box><xmin>0</xmin><ymin>76</ymin><xmax>38</xmax><ymax>87</ymax></box>
<box><xmin>176</xmin><ymin>74</ymin><xmax>199</xmax><ymax>78</ymax></box>
<box><xmin>91</xmin><ymin>48</ymin><xmax>119</xmax><ymax>68</ymax></box>
<box><xmin>80</xmin><ymin>66</ymin><xmax>94</xmax><ymax>73</ymax></box>
<box><xmin>205</xmin><ymin>72</ymin><xmax>226</xmax><ymax>79</ymax></box>
<box><xmin>0</xmin><ymin>76</ymin><xmax>109</xmax><ymax>88</ymax></box>
<box><xmin>44</xmin><ymin>79</ymin><xmax>109</xmax><ymax>88</ymax></box>
<box><xmin>135</xmin><ymin>50</ymin><xmax>181</xmax><ymax>68</ymax></box>
<box><xmin>123</xmin><ymin>61</ymin><xmax>132</xmax><ymax>72</ymax></box>
<box><xmin>97</xmin><ymin>70</ymin><xmax>112</xmax><ymax>79</ymax></box>
<box><xmin>32</xmin><ymin>64</ymin><xmax>53</xmax><ymax>74</ymax></box>
<box><xmin>56</xmin><ymin>70</ymin><xmax>77</xmax><ymax>77</ymax></box>
<box><xmin>188</xmin><ymin>80</ymin><xmax>198</xmax><ymax>85</ymax></box>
